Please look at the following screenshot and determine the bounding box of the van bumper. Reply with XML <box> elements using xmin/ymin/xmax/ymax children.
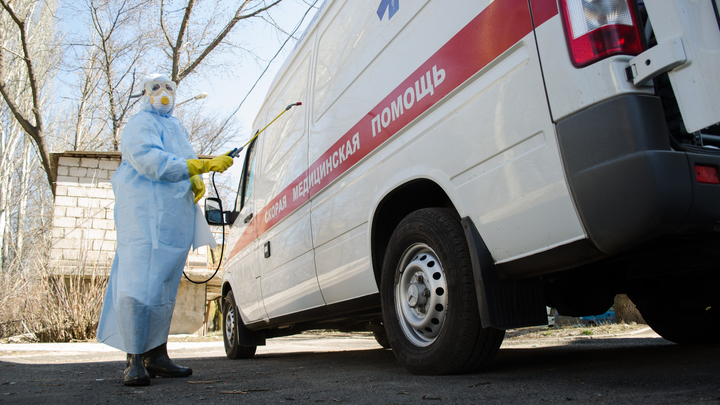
<box><xmin>556</xmin><ymin>94</ymin><xmax>720</xmax><ymax>256</ymax></box>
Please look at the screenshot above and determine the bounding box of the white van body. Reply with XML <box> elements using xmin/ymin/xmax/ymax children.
<box><xmin>211</xmin><ymin>0</ymin><xmax>720</xmax><ymax>373</ymax></box>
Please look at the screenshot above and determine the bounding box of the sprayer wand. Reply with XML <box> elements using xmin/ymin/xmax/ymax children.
<box><xmin>228</xmin><ymin>102</ymin><xmax>302</xmax><ymax>158</ymax></box>
<box><xmin>183</xmin><ymin>101</ymin><xmax>303</xmax><ymax>285</ymax></box>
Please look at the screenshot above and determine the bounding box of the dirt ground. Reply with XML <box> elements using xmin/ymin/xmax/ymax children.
<box><xmin>2</xmin><ymin>323</ymin><xmax>719</xmax><ymax>404</ymax></box>
<box><xmin>158</xmin><ymin>322</ymin><xmax>648</xmax><ymax>342</ymax></box>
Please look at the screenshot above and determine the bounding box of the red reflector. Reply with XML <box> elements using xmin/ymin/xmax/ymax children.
<box><xmin>566</xmin><ymin>25</ymin><xmax>644</xmax><ymax>67</ymax></box>
<box><xmin>695</xmin><ymin>165</ymin><xmax>720</xmax><ymax>184</ymax></box>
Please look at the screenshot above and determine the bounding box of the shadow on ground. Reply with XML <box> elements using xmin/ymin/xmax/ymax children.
<box><xmin>1</xmin><ymin>338</ymin><xmax>719</xmax><ymax>404</ymax></box>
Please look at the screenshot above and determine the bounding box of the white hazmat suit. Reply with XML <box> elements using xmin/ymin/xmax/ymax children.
<box><xmin>97</xmin><ymin>75</ymin><xmax>207</xmax><ymax>354</ymax></box>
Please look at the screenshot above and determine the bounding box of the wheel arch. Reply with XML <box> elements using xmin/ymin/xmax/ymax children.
<box><xmin>221</xmin><ymin>281</ymin><xmax>233</xmax><ymax>311</ymax></box>
<box><xmin>370</xmin><ymin>178</ymin><xmax>456</xmax><ymax>288</ymax></box>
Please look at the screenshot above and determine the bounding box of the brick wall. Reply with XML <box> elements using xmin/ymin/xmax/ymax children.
<box><xmin>50</xmin><ymin>152</ymin><xmax>220</xmax><ymax>335</ymax></box>
<box><xmin>51</xmin><ymin>155</ymin><xmax>120</xmax><ymax>276</ymax></box>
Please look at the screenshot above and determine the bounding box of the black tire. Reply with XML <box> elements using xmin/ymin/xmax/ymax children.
<box><xmin>223</xmin><ymin>290</ymin><xmax>257</xmax><ymax>359</ymax></box>
<box><xmin>373</xmin><ymin>326</ymin><xmax>391</xmax><ymax>349</ymax></box>
<box><xmin>380</xmin><ymin>208</ymin><xmax>504</xmax><ymax>375</ymax></box>
<box><xmin>631</xmin><ymin>276</ymin><xmax>720</xmax><ymax>345</ymax></box>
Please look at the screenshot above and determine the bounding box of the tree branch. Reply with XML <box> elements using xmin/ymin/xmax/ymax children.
<box><xmin>177</xmin><ymin>0</ymin><xmax>282</xmax><ymax>83</ymax></box>
<box><xmin>0</xmin><ymin>45</ymin><xmax>25</xmax><ymax>60</ymax></box>
<box><xmin>0</xmin><ymin>81</ymin><xmax>36</xmax><ymax>137</ymax></box>
<box><xmin>159</xmin><ymin>0</ymin><xmax>175</xmax><ymax>52</ymax></box>
<box><xmin>0</xmin><ymin>0</ymin><xmax>56</xmax><ymax>192</ymax></box>
<box><xmin>171</xmin><ymin>0</ymin><xmax>195</xmax><ymax>82</ymax></box>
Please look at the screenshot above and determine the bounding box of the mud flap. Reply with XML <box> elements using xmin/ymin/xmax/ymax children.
<box><xmin>239</xmin><ymin>328</ymin><xmax>266</xmax><ymax>347</ymax></box>
<box><xmin>461</xmin><ymin>217</ymin><xmax>547</xmax><ymax>330</ymax></box>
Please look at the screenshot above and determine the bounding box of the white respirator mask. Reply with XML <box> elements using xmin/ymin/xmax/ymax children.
<box><xmin>146</xmin><ymin>79</ymin><xmax>177</xmax><ymax>114</ymax></box>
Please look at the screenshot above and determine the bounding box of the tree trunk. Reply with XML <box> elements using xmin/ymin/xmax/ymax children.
<box><xmin>0</xmin><ymin>125</ymin><xmax>21</xmax><ymax>273</ymax></box>
<box><xmin>0</xmin><ymin>0</ymin><xmax>57</xmax><ymax>194</ymax></box>
<box><xmin>614</xmin><ymin>294</ymin><xmax>646</xmax><ymax>324</ymax></box>
<box><xmin>15</xmin><ymin>141</ymin><xmax>31</xmax><ymax>269</ymax></box>
<box><xmin>0</xmin><ymin>207</ymin><xmax>5</xmax><ymax>271</ymax></box>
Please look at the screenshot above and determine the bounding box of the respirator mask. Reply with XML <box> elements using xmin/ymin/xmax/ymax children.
<box><xmin>146</xmin><ymin>80</ymin><xmax>177</xmax><ymax>114</ymax></box>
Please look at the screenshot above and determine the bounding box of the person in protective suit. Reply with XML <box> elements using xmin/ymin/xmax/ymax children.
<box><xmin>96</xmin><ymin>74</ymin><xmax>233</xmax><ymax>386</ymax></box>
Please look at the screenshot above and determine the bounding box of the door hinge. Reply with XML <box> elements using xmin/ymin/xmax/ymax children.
<box><xmin>626</xmin><ymin>37</ymin><xmax>687</xmax><ymax>86</ymax></box>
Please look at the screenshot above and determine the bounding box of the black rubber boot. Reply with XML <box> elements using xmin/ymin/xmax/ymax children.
<box><xmin>142</xmin><ymin>343</ymin><xmax>193</xmax><ymax>378</ymax></box>
<box><xmin>124</xmin><ymin>353</ymin><xmax>151</xmax><ymax>386</ymax></box>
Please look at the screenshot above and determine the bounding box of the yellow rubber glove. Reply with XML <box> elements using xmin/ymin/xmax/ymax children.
<box><xmin>190</xmin><ymin>175</ymin><xmax>205</xmax><ymax>204</ymax></box>
<box><xmin>187</xmin><ymin>155</ymin><xmax>233</xmax><ymax>176</ymax></box>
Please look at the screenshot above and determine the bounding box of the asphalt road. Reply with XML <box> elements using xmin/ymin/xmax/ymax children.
<box><xmin>1</xmin><ymin>328</ymin><xmax>719</xmax><ymax>404</ymax></box>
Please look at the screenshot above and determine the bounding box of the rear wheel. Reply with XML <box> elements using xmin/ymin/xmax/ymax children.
<box><xmin>632</xmin><ymin>275</ymin><xmax>720</xmax><ymax>345</ymax></box>
<box><xmin>380</xmin><ymin>208</ymin><xmax>504</xmax><ymax>375</ymax></box>
<box><xmin>223</xmin><ymin>290</ymin><xmax>257</xmax><ymax>359</ymax></box>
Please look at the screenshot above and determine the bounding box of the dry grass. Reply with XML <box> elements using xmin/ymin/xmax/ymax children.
<box><xmin>505</xmin><ymin>323</ymin><xmax>648</xmax><ymax>341</ymax></box>
<box><xmin>38</xmin><ymin>273</ymin><xmax>107</xmax><ymax>342</ymax></box>
<box><xmin>0</xmin><ymin>268</ymin><xmax>107</xmax><ymax>342</ymax></box>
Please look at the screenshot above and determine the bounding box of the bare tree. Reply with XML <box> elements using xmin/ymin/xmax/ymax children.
<box><xmin>86</xmin><ymin>0</ymin><xmax>149</xmax><ymax>151</ymax></box>
<box><xmin>159</xmin><ymin>0</ymin><xmax>283</xmax><ymax>85</ymax></box>
<box><xmin>173</xmin><ymin>100</ymin><xmax>240</xmax><ymax>205</ymax></box>
<box><xmin>174</xmin><ymin>102</ymin><xmax>237</xmax><ymax>155</ymax></box>
<box><xmin>0</xmin><ymin>0</ymin><xmax>58</xmax><ymax>271</ymax></box>
<box><xmin>13</xmin><ymin>141</ymin><xmax>32</xmax><ymax>265</ymax></box>
<box><xmin>0</xmin><ymin>121</ymin><xmax>23</xmax><ymax>272</ymax></box>
<box><xmin>0</xmin><ymin>0</ymin><xmax>60</xmax><ymax>192</ymax></box>
<box><xmin>60</xmin><ymin>42</ymin><xmax>108</xmax><ymax>151</ymax></box>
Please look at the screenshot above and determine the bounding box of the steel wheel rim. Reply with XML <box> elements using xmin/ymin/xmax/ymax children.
<box><xmin>394</xmin><ymin>243</ymin><xmax>448</xmax><ymax>347</ymax></box>
<box><xmin>225</xmin><ymin>305</ymin><xmax>236</xmax><ymax>343</ymax></box>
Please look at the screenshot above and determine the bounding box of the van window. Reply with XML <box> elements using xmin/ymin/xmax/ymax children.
<box><xmin>235</xmin><ymin>139</ymin><xmax>258</xmax><ymax>212</ymax></box>
<box><xmin>259</xmin><ymin>55</ymin><xmax>310</xmax><ymax>181</ymax></box>
<box><xmin>314</xmin><ymin>2</ymin><xmax>425</xmax><ymax>122</ymax></box>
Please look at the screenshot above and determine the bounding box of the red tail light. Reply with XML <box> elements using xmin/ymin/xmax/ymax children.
<box><xmin>695</xmin><ymin>165</ymin><xmax>720</xmax><ymax>184</ymax></box>
<box><xmin>559</xmin><ymin>0</ymin><xmax>644</xmax><ymax>67</ymax></box>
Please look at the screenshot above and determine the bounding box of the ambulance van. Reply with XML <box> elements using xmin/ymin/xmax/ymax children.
<box><xmin>205</xmin><ymin>0</ymin><xmax>720</xmax><ymax>374</ymax></box>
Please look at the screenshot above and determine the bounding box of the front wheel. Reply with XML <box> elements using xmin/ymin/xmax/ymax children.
<box><xmin>223</xmin><ymin>290</ymin><xmax>257</xmax><ymax>359</ymax></box>
<box><xmin>373</xmin><ymin>325</ymin><xmax>391</xmax><ymax>349</ymax></box>
<box><xmin>380</xmin><ymin>208</ymin><xmax>504</xmax><ymax>375</ymax></box>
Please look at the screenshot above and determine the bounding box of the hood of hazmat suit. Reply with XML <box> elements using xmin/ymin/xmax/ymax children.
<box><xmin>97</xmin><ymin>74</ymin><xmax>198</xmax><ymax>354</ymax></box>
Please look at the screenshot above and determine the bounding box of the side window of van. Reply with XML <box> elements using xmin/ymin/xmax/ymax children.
<box><xmin>314</xmin><ymin>2</ymin><xmax>383</xmax><ymax>120</ymax></box>
<box><xmin>259</xmin><ymin>55</ymin><xmax>310</xmax><ymax>182</ymax></box>
<box><xmin>314</xmin><ymin>2</ymin><xmax>425</xmax><ymax>122</ymax></box>
<box><xmin>235</xmin><ymin>138</ymin><xmax>258</xmax><ymax>213</ymax></box>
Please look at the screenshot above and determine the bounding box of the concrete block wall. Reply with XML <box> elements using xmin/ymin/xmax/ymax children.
<box><xmin>50</xmin><ymin>152</ymin><xmax>219</xmax><ymax>335</ymax></box>
<box><xmin>51</xmin><ymin>156</ymin><xmax>119</xmax><ymax>276</ymax></box>
<box><xmin>169</xmin><ymin>280</ymin><xmax>207</xmax><ymax>335</ymax></box>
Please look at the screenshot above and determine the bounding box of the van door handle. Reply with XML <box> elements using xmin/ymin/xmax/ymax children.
<box><xmin>244</xmin><ymin>213</ymin><xmax>254</xmax><ymax>223</ymax></box>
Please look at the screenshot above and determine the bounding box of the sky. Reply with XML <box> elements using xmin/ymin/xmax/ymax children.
<box><xmin>178</xmin><ymin>0</ymin><xmax>322</xmax><ymax>183</ymax></box>
<box><xmin>55</xmin><ymin>0</ymin><xmax>321</xmax><ymax>121</ymax></box>
<box><xmin>189</xmin><ymin>0</ymin><xmax>321</xmax><ymax>137</ymax></box>
<box><xmin>47</xmin><ymin>0</ymin><xmax>326</xmax><ymax>205</ymax></box>
<box><xmin>55</xmin><ymin>0</ymin><xmax>322</xmax><ymax>183</ymax></box>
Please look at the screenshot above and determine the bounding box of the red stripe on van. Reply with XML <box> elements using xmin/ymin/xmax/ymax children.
<box><xmin>529</xmin><ymin>0</ymin><xmax>558</xmax><ymax>27</ymax></box>
<box><xmin>228</xmin><ymin>0</ymin><xmax>552</xmax><ymax>260</ymax></box>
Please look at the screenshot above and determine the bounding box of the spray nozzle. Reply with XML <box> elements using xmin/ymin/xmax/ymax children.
<box><xmin>228</xmin><ymin>147</ymin><xmax>243</xmax><ymax>158</ymax></box>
